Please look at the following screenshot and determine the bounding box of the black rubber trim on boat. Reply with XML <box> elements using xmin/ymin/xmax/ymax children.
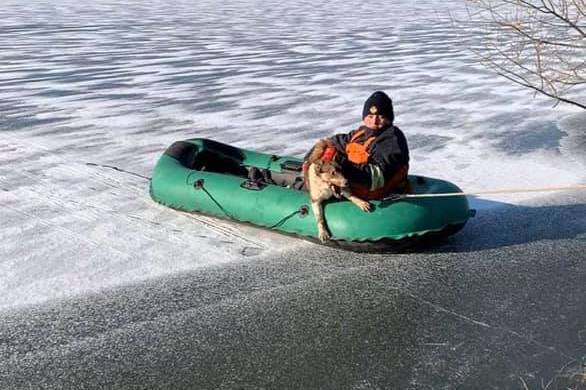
<box><xmin>164</xmin><ymin>141</ymin><xmax>199</xmax><ymax>168</ymax></box>
<box><xmin>322</xmin><ymin>223</ymin><xmax>468</xmax><ymax>253</ymax></box>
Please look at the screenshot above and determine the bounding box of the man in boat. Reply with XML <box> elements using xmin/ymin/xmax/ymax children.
<box><xmin>328</xmin><ymin>91</ymin><xmax>410</xmax><ymax>200</ymax></box>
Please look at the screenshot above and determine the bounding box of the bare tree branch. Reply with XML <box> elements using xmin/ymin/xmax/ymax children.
<box><xmin>496</xmin><ymin>19</ymin><xmax>585</xmax><ymax>47</ymax></box>
<box><xmin>466</xmin><ymin>0</ymin><xmax>586</xmax><ymax>108</ymax></box>
<box><xmin>496</xmin><ymin>66</ymin><xmax>586</xmax><ymax>108</ymax></box>
<box><xmin>517</xmin><ymin>0</ymin><xmax>585</xmax><ymax>36</ymax></box>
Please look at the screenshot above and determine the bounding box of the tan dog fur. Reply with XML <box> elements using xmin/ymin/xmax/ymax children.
<box><xmin>304</xmin><ymin>139</ymin><xmax>371</xmax><ymax>242</ymax></box>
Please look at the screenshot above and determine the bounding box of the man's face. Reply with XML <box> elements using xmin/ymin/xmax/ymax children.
<box><xmin>363</xmin><ymin>114</ymin><xmax>390</xmax><ymax>130</ymax></box>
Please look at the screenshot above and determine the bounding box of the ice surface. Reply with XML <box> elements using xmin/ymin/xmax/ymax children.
<box><xmin>0</xmin><ymin>0</ymin><xmax>584</xmax><ymax>309</ymax></box>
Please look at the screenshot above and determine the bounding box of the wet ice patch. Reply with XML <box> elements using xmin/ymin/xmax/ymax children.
<box><xmin>559</xmin><ymin>111</ymin><xmax>586</xmax><ymax>168</ymax></box>
<box><xmin>409</xmin><ymin>134</ymin><xmax>453</xmax><ymax>154</ymax></box>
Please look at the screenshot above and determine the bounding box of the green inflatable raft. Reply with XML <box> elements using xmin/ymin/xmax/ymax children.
<box><xmin>150</xmin><ymin>138</ymin><xmax>474</xmax><ymax>251</ymax></box>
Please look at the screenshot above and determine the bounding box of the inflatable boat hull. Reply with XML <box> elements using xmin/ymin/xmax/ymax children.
<box><xmin>150</xmin><ymin>139</ymin><xmax>473</xmax><ymax>250</ymax></box>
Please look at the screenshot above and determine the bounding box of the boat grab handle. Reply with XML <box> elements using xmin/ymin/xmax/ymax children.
<box><xmin>240</xmin><ymin>179</ymin><xmax>267</xmax><ymax>191</ymax></box>
<box><xmin>280</xmin><ymin>160</ymin><xmax>303</xmax><ymax>172</ymax></box>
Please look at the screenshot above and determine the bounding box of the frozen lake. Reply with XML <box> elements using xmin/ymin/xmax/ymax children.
<box><xmin>0</xmin><ymin>0</ymin><xmax>584</xmax><ymax>308</ymax></box>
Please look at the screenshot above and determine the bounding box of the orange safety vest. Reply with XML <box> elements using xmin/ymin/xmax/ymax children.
<box><xmin>345</xmin><ymin>129</ymin><xmax>376</xmax><ymax>166</ymax></box>
<box><xmin>345</xmin><ymin>129</ymin><xmax>409</xmax><ymax>200</ymax></box>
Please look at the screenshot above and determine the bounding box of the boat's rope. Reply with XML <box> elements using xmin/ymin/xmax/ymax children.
<box><xmin>382</xmin><ymin>184</ymin><xmax>586</xmax><ymax>201</ymax></box>
<box><xmin>88</xmin><ymin>162</ymin><xmax>309</xmax><ymax>228</ymax></box>
<box><xmin>87</xmin><ymin>161</ymin><xmax>585</xmax><ymax>207</ymax></box>
<box><xmin>86</xmin><ymin>163</ymin><xmax>151</xmax><ymax>181</ymax></box>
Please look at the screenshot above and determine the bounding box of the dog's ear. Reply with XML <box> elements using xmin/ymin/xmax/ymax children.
<box><xmin>322</xmin><ymin>161</ymin><xmax>340</xmax><ymax>175</ymax></box>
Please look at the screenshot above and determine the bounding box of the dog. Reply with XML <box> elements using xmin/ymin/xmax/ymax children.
<box><xmin>304</xmin><ymin>138</ymin><xmax>371</xmax><ymax>242</ymax></box>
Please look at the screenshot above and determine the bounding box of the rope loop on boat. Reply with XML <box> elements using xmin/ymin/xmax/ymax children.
<box><xmin>193</xmin><ymin>179</ymin><xmax>235</xmax><ymax>219</ymax></box>
<box><xmin>269</xmin><ymin>205</ymin><xmax>309</xmax><ymax>229</ymax></box>
<box><xmin>193</xmin><ymin>179</ymin><xmax>309</xmax><ymax>228</ymax></box>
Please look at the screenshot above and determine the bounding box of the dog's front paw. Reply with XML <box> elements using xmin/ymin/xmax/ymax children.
<box><xmin>355</xmin><ymin>199</ymin><xmax>372</xmax><ymax>212</ymax></box>
<box><xmin>318</xmin><ymin>226</ymin><xmax>331</xmax><ymax>242</ymax></box>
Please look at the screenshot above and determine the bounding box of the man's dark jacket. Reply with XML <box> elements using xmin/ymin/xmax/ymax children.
<box><xmin>330</xmin><ymin>125</ymin><xmax>409</xmax><ymax>188</ymax></box>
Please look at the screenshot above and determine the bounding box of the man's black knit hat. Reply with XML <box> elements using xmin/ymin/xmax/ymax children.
<box><xmin>362</xmin><ymin>91</ymin><xmax>394</xmax><ymax>123</ymax></box>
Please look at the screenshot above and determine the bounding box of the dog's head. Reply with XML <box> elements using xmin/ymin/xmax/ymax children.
<box><xmin>314</xmin><ymin>159</ymin><xmax>348</xmax><ymax>197</ymax></box>
<box><xmin>305</xmin><ymin>138</ymin><xmax>348</xmax><ymax>196</ymax></box>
